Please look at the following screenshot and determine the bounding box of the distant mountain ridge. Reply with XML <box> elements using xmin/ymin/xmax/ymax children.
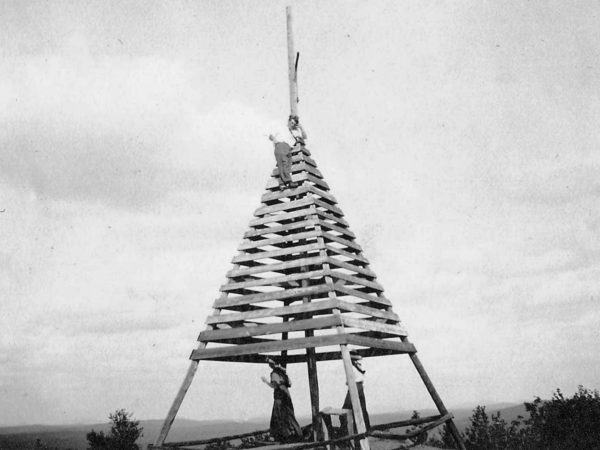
<box><xmin>0</xmin><ymin>403</ymin><xmax>529</xmax><ymax>450</ymax></box>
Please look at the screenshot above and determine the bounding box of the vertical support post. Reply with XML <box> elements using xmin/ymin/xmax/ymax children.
<box><xmin>154</xmin><ymin>360</ymin><xmax>200</xmax><ymax>446</ymax></box>
<box><xmin>402</xmin><ymin>338</ymin><xmax>466</xmax><ymax>450</ymax></box>
<box><xmin>286</xmin><ymin>6</ymin><xmax>299</xmax><ymax>117</ymax></box>
<box><xmin>340</xmin><ymin>344</ymin><xmax>370</xmax><ymax>450</ymax></box>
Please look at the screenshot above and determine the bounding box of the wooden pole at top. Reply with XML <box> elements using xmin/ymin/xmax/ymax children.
<box><xmin>286</xmin><ymin>6</ymin><xmax>299</xmax><ymax>117</ymax></box>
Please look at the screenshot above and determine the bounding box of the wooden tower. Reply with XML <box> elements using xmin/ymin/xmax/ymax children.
<box><xmin>151</xmin><ymin>7</ymin><xmax>465</xmax><ymax>450</ymax></box>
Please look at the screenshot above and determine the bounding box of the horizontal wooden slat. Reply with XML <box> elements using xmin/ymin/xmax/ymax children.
<box><xmin>335</xmin><ymin>285</ymin><xmax>391</xmax><ymax>306</ymax></box>
<box><xmin>203</xmin><ymin>347</ymin><xmax>402</xmax><ymax>364</ymax></box>
<box><xmin>206</xmin><ymin>299</ymin><xmax>342</xmax><ymax>324</ymax></box>
<box><xmin>345</xmin><ymin>334</ymin><xmax>416</xmax><ymax>353</ymax></box>
<box><xmin>191</xmin><ymin>333</ymin><xmax>349</xmax><ymax>360</ymax></box>
<box><xmin>265</xmin><ymin>172</ymin><xmax>308</xmax><ymax>190</ymax></box>
<box><xmin>244</xmin><ymin>219</ymin><xmax>316</xmax><ymax>238</ymax></box>
<box><xmin>326</xmin><ymin>257</ymin><xmax>375</xmax><ymax>277</ymax></box>
<box><xmin>313</xmin><ymin>197</ymin><xmax>344</xmax><ymax>216</ymax></box>
<box><xmin>238</xmin><ymin>230</ymin><xmax>321</xmax><ymax>251</ymax></box>
<box><xmin>261</xmin><ymin>184</ymin><xmax>311</xmax><ymax>203</ymax></box>
<box><xmin>249</xmin><ymin>206</ymin><xmax>317</xmax><ymax>227</ymax></box>
<box><xmin>317</xmin><ymin>219</ymin><xmax>355</xmax><ymax>239</ymax></box>
<box><xmin>272</xmin><ymin>161</ymin><xmax>323</xmax><ymax>179</ymax></box>
<box><xmin>307</xmin><ymin>184</ymin><xmax>338</xmax><ymax>205</ymax></box>
<box><xmin>198</xmin><ymin>316</ymin><xmax>342</xmax><ymax>342</ymax></box>
<box><xmin>336</xmin><ymin>299</ymin><xmax>399</xmax><ymax>321</ymax></box>
<box><xmin>342</xmin><ymin>317</ymin><xmax>407</xmax><ymax>336</ymax></box>
<box><xmin>305</xmin><ymin>173</ymin><xmax>330</xmax><ymax>191</ymax></box>
<box><xmin>214</xmin><ymin>284</ymin><xmax>332</xmax><ymax>308</ymax></box>
<box><xmin>254</xmin><ymin>197</ymin><xmax>314</xmax><ymax>217</ymax></box>
<box><xmin>227</xmin><ymin>255</ymin><xmax>327</xmax><ymax>277</ymax></box>
<box><xmin>329</xmin><ymin>270</ymin><xmax>384</xmax><ymax>291</ymax></box>
<box><xmin>323</xmin><ymin>232</ymin><xmax>362</xmax><ymax>252</ymax></box>
<box><xmin>222</xmin><ymin>268</ymin><xmax>327</xmax><ymax>291</ymax></box>
<box><xmin>314</xmin><ymin>208</ymin><xmax>349</xmax><ymax>227</ymax></box>
<box><xmin>232</xmin><ymin>242</ymin><xmax>323</xmax><ymax>264</ymax></box>
<box><xmin>325</xmin><ymin>245</ymin><xmax>369</xmax><ymax>264</ymax></box>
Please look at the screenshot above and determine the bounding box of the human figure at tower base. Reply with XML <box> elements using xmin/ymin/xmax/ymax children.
<box><xmin>340</xmin><ymin>352</ymin><xmax>370</xmax><ymax>433</ymax></box>
<box><xmin>261</xmin><ymin>358</ymin><xmax>303</xmax><ymax>442</ymax></box>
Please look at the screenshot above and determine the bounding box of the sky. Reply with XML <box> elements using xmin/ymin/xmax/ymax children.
<box><xmin>1</xmin><ymin>0</ymin><xmax>599</xmax><ymax>428</ymax></box>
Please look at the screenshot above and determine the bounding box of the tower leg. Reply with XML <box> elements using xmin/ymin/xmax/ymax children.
<box><xmin>154</xmin><ymin>360</ymin><xmax>200</xmax><ymax>447</ymax></box>
<box><xmin>403</xmin><ymin>339</ymin><xmax>466</xmax><ymax>450</ymax></box>
<box><xmin>305</xmin><ymin>342</ymin><xmax>321</xmax><ymax>440</ymax></box>
<box><xmin>340</xmin><ymin>345</ymin><xmax>370</xmax><ymax>450</ymax></box>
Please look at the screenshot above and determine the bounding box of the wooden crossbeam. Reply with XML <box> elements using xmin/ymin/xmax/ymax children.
<box><xmin>238</xmin><ymin>230</ymin><xmax>321</xmax><ymax>251</ymax></box>
<box><xmin>325</xmin><ymin>245</ymin><xmax>369</xmax><ymax>263</ymax></box>
<box><xmin>206</xmin><ymin>299</ymin><xmax>341</xmax><ymax>324</ymax></box>
<box><xmin>326</xmin><ymin>257</ymin><xmax>375</xmax><ymax>278</ymax></box>
<box><xmin>214</xmin><ymin>284</ymin><xmax>332</xmax><ymax>308</ymax></box>
<box><xmin>226</xmin><ymin>255</ymin><xmax>326</xmax><ymax>277</ymax></box>
<box><xmin>334</xmin><ymin>285</ymin><xmax>390</xmax><ymax>305</ymax></box>
<box><xmin>342</xmin><ymin>317</ymin><xmax>407</xmax><ymax>336</ymax></box>
<box><xmin>232</xmin><ymin>242</ymin><xmax>322</xmax><ymax>263</ymax></box>
<box><xmin>244</xmin><ymin>218</ymin><xmax>316</xmax><ymax>238</ymax></box>
<box><xmin>221</xmin><ymin>269</ymin><xmax>327</xmax><ymax>291</ymax></box>
<box><xmin>345</xmin><ymin>334</ymin><xmax>416</xmax><ymax>353</ymax></box>
<box><xmin>198</xmin><ymin>316</ymin><xmax>342</xmax><ymax>342</ymax></box>
<box><xmin>249</xmin><ymin>206</ymin><xmax>317</xmax><ymax>227</ymax></box>
<box><xmin>191</xmin><ymin>333</ymin><xmax>349</xmax><ymax>360</ymax></box>
<box><xmin>328</xmin><ymin>270</ymin><xmax>383</xmax><ymax>292</ymax></box>
<box><xmin>254</xmin><ymin>197</ymin><xmax>315</xmax><ymax>217</ymax></box>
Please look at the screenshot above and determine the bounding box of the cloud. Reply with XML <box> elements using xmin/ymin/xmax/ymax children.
<box><xmin>0</xmin><ymin>41</ymin><xmax>280</xmax><ymax>211</ymax></box>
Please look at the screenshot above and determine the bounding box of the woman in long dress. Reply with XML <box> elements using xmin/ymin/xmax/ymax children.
<box><xmin>261</xmin><ymin>358</ymin><xmax>302</xmax><ymax>442</ymax></box>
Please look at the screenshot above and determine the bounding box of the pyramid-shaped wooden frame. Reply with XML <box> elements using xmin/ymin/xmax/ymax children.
<box><xmin>151</xmin><ymin>144</ymin><xmax>466</xmax><ymax>450</ymax></box>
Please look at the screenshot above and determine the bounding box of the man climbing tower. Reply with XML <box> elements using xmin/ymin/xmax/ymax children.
<box><xmin>269</xmin><ymin>133</ymin><xmax>297</xmax><ymax>190</ymax></box>
<box><xmin>288</xmin><ymin>115</ymin><xmax>307</xmax><ymax>148</ymax></box>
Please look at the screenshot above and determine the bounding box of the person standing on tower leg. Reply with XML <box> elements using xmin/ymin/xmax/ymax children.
<box><xmin>269</xmin><ymin>133</ymin><xmax>297</xmax><ymax>190</ymax></box>
<box><xmin>340</xmin><ymin>351</ymin><xmax>370</xmax><ymax>434</ymax></box>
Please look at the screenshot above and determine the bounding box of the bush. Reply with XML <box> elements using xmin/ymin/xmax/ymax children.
<box><xmin>87</xmin><ymin>409</ymin><xmax>143</xmax><ymax>450</ymax></box>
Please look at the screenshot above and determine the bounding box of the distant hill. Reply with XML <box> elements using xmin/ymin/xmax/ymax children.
<box><xmin>0</xmin><ymin>403</ymin><xmax>529</xmax><ymax>450</ymax></box>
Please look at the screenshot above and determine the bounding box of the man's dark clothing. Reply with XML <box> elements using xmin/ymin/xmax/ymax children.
<box><xmin>274</xmin><ymin>142</ymin><xmax>293</xmax><ymax>185</ymax></box>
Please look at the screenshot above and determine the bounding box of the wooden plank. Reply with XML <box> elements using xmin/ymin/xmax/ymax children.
<box><xmin>233</xmin><ymin>242</ymin><xmax>322</xmax><ymax>264</ymax></box>
<box><xmin>325</xmin><ymin>245</ymin><xmax>369</xmax><ymax>264</ymax></box>
<box><xmin>322</xmin><ymin>232</ymin><xmax>363</xmax><ymax>252</ymax></box>
<box><xmin>266</xmin><ymin>172</ymin><xmax>308</xmax><ymax>190</ymax></box>
<box><xmin>326</xmin><ymin>257</ymin><xmax>375</xmax><ymax>278</ymax></box>
<box><xmin>345</xmin><ymin>335</ymin><xmax>416</xmax><ymax>353</ymax></box>
<box><xmin>161</xmin><ymin>428</ymin><xmax>270</xmax><ymax>448</ymax></box>
<box><xmin>249</xmin><ymin>206</ymin><xmax>316</xmax><ymax>227</ymax></box>
<box><xmin>317</xmin><ymin>220</ymin><xmax>355</xmax><ymax>239</ymax></box>
<box><xmin>313</xmin><ymin>197</ymin><xmax>344</xmax><ymax>216</ymax></box>
<box><xmin>368</xmin><ymin>414</ymin><xmax>444</xmax><ymax>431</ymax></box>
<box><xmin>254</xmin><ymin>197</ymin><xmax>314</xmax><ymax>217</ymax></box>
<box><xmin>191</xmin><ymin>333</ymin><xmax>349</xmax><ymax>360</ymax></box>
<box><xmin>206</xmin><ymin>299</ymin><xmax>342</xmax><ymax>324</ymax></box>
<box><xmin>307</xmin><ymin>184</ymin><xmax>338</xmax><ymax>204</ymax></box>
<box><xmin>238</xmin><ymin>230</ymin><xmax>321</xmax><ymax>251</ymax></box>
<box><xmin>198</xmin><ymin>316</ymin><xmax>341</xmax><ymax>341</ymax></box>
<box><xmin>340</xmin><ymin>344</ymin><xmax>370</xmax><ymax>450</ymax></box>
<box><xmin>342</xmin><ymin>317</ymin><xmax>407</xmax><ymax>336</ymax></box>
<box><xmin>153</xmin><ymin>361</ymin><xmax>199</xmax><ymax>446</ymax></box>
<box><xmin>227</xmin><ymin>255</ymin><xmax>326</xmax><ymax>277</ymax></box>
<box><xmin>261</xmin><ymin>184</ymin><xmax>311</xmax><ymax>203</ymax></box>
<box><xmin>221</xmin><ymin>268</ymin><xmax>327</xmax><ymax>291</ymax></box>
<box><xmin>336</xmin><ymin>299</ymin><xmax>399</xmax><ymax>321</ymax></box>
<box><xmin>244</xmin><ymin>219</ymin><xmax>316</xmax><ymax>239</ymax></box>
<box><xmin>329</xmin><ymin>271</ymin><xmax>383</xmax><ymax>292</ymax></box>
<box><xmin>206</xmin><ymin>347</ymin><xmax>397</xmax><ymax>364</ymax></box>
<box><xmin>214</xmin><ymin>284</ymin><xmax>331</xmax><ymax>308</ymax></box>
<box><xmin>335</xmin><ymin>285</ymin><xmax>391</xmax><ymax>306</ymax></box>
<box><xmin>305</xmin><ymin>173</ymin><xmax>330</xmax><ymax>190</ymax></box>
<box><xmin>314</xmin><ymin>209</ymin><xmax>350</xmax><ymax>227</ymax></box>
